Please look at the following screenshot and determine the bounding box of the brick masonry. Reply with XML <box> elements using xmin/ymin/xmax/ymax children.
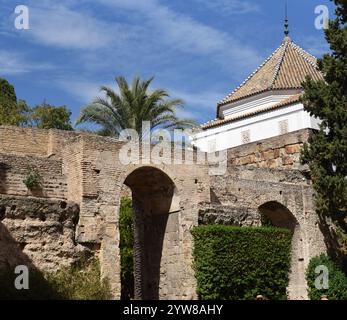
<box><xmin>0</xmin><ymin>126</ymin><xmax>327</xmax><ymax>300</ymax></box>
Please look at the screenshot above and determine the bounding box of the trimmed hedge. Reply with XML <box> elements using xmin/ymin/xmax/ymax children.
<box><xmin>192</xmin><ymin>225</ymin><xmax>292</xmax><ymax>300</ymax></box>
<box><xmin>306</xmin><ymin>254</ymin><xmax>347</xmax><ymax>300</ymax></box>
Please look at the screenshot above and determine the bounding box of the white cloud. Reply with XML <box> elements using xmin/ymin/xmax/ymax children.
<box><xmin>56</xmin><ymin>79</ymin><xmax>112</xmax><ymax>103</ymax></box>
<box><xmin>95</xmin><ymin>0</ymin><xmax>262</xmax><ymax>72</ymax></box>
<box><xmin>2</xmin><ymin>0</ymin><xmax>263</xmax><ymax>124</ymax></box>
<box><xmin>169</xmin><ymin>88</ymin><xmax>223</xmax><ymax>111</ymax></box>
<box><xmin>23</xmin><ymin>2</ymin><xmax>137</xmax><ymax>50</ymax></box>
<box><xmin>0</xmin><ymin>50</ymin><xmax>53</xmax><ymax>76</ymax></box>
<box><xmin>299</xmin><ymin>35</ymin><xmax>330</xmax><ymax>57</ymax></box>
<box><xmin>192</xmin><ymin>0</ymin><xmax>259</xmax><ymax>15</ymax></box>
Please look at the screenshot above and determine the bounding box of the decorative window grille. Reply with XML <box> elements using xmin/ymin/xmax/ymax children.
<box><xmin>279</xmin><ymin>120</ymin><xmax>289</xmax><ymax>135</ymax></box>
<box><xmin>241</xmin><ymin>130</ymin><xmax>250</xmax><ymax>144</ymax></box>
<box><xmin>208</xmin><ymin>139</ymin><xmax>216</xmax><ymax>153</ymax></box>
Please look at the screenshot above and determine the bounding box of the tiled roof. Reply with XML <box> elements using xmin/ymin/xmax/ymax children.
<box><xmin>217</xmin><ymin>37</ymin><xmax>324</xmax><ymax>109</ymax></box>
<box><xmin>202</xmin><ymin>93</ymin><xmax>302</xmax><ymax>130</ymax></box>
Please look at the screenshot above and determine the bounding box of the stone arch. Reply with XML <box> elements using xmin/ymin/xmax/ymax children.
<box><xmin>258</xmin><ymin>201</ymin><xmax>298</xmax><ymax>231</ymax></box>
<box><xmin>120</xmin><ymin>166</ymin><xmax>181</xmax><ymax>300</ymax></box>
<box><xmin>258</xmin><ymin>201</ymin><xmax>307</xmax><ymax>300</ymax></box>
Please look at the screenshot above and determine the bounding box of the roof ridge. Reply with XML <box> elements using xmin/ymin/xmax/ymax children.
<box><xmin>217</xmin><ymin>41</ymin><xmax>286</xmax><ymax>106</ymax></box>
<box><xmin>269</xmin><ymin>39</ymin><xmax>290</xmax><ymax>89</ymax></box>
<box><xmin>289</xmin><ymin>41</ymin><xmax>319</xmax><ymax>68</ymax></box>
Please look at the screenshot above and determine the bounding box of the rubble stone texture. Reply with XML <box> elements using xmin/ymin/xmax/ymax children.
<box><xmin>0</xmin><ymin>126</ymin><xmax>326</xmax><ymax>300</ymax></box>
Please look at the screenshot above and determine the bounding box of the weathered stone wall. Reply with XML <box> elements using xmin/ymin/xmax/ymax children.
<box><xmin>0</xmin><ymin>126</ymin><xmax>210</xmax><ymax>300</ymax></box>
<box><xmin>0</xmin><ymin>195</ymin><xmax>89</xmax><ymax>272</ymax></box>
<box><xmin>202</xmin><ymin>130</ymin><xmax>327</xmax><ymax>299</ymax></box>
<box><xmin>0</xmin><ymin>154</ymin><xmax>67</xmax><ymax>199</ymax></box>
<box><xmin>0</xmin><ymin>126</ymin><xmax>327</xmax><ymax>300</ymax></box>
<box><xmin>227</xmin><ymin>129</ymin><xmax>311</xmax><ymax>169</ymax></box>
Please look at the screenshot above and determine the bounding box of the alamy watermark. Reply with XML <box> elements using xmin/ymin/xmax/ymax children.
<box><xmin>315</xmin><ymin>5</ymin><xmax>330</xmax><ymax>30</ymax></box>
<box><xmin>14</xmin><ymin>265</ymin><xmax>29</xmax><ymax>290</ymax></box>
<box><xmin>14</xmin><ymin>5</ymin><xmax>30</xmax><ymax>30</ymax></box>
<box><xmin>315</xmin><ymin>265</ymin><xmax>329</xmax><ymax>290</ymax></box>
<box><xmin>94</xmin><ymin>121</ymin><xmax>227</xmax><ymax>176</ymax></box>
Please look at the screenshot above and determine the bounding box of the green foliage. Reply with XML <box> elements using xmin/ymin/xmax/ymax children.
<box><xmin>47</xmin><ymin>258</ymin><xmax>112</xmax><ymax>300</ymax></box>
<box><xmin>0</xmin><ymin>78</ymin><xmax>17</xmax><ymax>103</ymax></box>
<box><xmin>0</xmin><ymin>78</ymin><xmax>29</xmax><ymax>126</ymax></box>
<box><xmin>23</xmin><ymin>166</ymin><xmax>43</xmax><ymax>190</ymax></box>
<box><xmin>301</xmin><ymin>0</ymin><xmax>347</xmax><ymax>223</ymax></box>
<box><xmin>0</xmin><ymin>258</ymin><xmax>112</xmax><ymax>300</ymax></box>
<box><xmin>301</xmin><ymin>0</ymin><xmax>347</xmax><ymax>270</ymax></box>
<box><xmin>306</xmin><ymin>254</ymin><xmax>347</xmax><ymax>300</ymax></box>
<box><xmin>191</xmin><ymin>225</ymin><xmax>292</xmax><ymax>300</ymax></box>
<box><xmin>30</xmin><ymin>102</ymin><xmax>74</xmax><ymax>131</ymax></box>
<box><xmin>76</xmin><ymin>76</ymin><xmax>196</xmax><ymax>137</ymax></box>
<box><xmin>119</xmin><ymin>197</ymin><xmax>134</xmax><ymax>299</ymax></box>
<box><xmin>0</xmin><ymin>78</ymin><xmax>73</xmax><ymax>129</ymax></box>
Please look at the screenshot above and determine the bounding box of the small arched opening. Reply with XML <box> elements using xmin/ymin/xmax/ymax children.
<box><xmin>258</xmin><ymin>201</ymin><xmax>297</xmax><ymax>232</ymax></box>
<box><xmin>258</xmin><ymin>201</ymin><xmax>307</xmax><ymax>300</ymax></box>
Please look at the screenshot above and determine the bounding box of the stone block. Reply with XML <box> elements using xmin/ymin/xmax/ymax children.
<box><xmin>285</xmin><ymin>144</ymin><xmax>301</xmax><ymax>155</ymax></box>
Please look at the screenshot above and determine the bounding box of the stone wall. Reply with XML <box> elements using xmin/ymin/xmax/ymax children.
<box><xmin>0</xmin><ymin>195</ymin><xmax>89</xmax><ymax>272</ymax></box>
<box><xmin>0</xmin><ymin>126</ymin><xmax>210</xmax><ymax>300</ymax></box>
<box><xmin>208</xmin><ymin>129</ymin><xmax>326</xmax><ymax>300</ymax></box>
<box><xmin>0</xmin><ymin>126</ymin><xmax>327</xmax><ymax>300</ymax></box>
<box><xmin>0</xmin><ymin>154</ymin><xmax>67</xmax><ymax>199</ymax></box>
<box><xmin>228</xmin><ymin>129</ymin><xmax>311</xmax><ymax>169</ymax></box>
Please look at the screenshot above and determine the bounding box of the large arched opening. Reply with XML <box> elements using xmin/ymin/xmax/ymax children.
<box><xmin>258</xmin><ymin>201</ymin><xmax>307</xmax><ymax>299</ymax></box>
<box><xmin>120</xmin><ymin>166</ymin><xmax>180</xmax><ymax>300</ymax></box>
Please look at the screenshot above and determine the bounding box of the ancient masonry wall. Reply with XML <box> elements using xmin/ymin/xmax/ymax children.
<box><xmin>0</xmin><ymin>126</ymin><xmax>327</xmax><ymax>300</ymax></box>
<box><xmin>202</xmin><ymin>129</ymin><xmax>327</xmax><ymax>300</ymax></box>
<box><xmin>0</xmin><ymin>195</ymin><xmax>89</xmax><ymax>272</ymax></box>
<box><xmin>0</xmin><ymin>126</ymin><xmax>210</xmax><ymax>300</ymax></box>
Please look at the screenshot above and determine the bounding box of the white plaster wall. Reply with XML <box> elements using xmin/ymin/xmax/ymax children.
<box><xmin>222</xmin><ymin>94</ymin><xmax>292</xmax><ymax>119</ymax></box>
<box><xmin>192</xmin><ymin>103</ymin><xmax>319</xmax><ymax>152</ymax></box>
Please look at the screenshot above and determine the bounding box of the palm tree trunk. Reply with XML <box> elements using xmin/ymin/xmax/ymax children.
<box><xmin>133</xmin><ymin>198</ymin><xmax>143</xmax><ymax>300</ymax></box>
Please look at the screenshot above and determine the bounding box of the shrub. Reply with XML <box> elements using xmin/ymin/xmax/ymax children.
<box><xmin>23</xmin><ymin>166</ymin><xmax>42</xmax><ymax>190</ymax></box>
<box><xmin>0</xmin><ymin>258</ymin><xmax>112</xmax><ymax>300</ymax></box>
<box><xmin>191</xmin><ymin>225</ymin><xmax>292</xmax><ymax>300</ymax></box>
<box><xmin>306</xmin><ymin>254</ymin><xmax>347</xmax><ymax>300</ymax></box>
<box><xmin>47</xmin><ymin>258</ymin><xmax>112</xmax><ymax>300</ymax></box>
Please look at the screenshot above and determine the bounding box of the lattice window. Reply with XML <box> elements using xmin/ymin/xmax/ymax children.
<box><xmin>279</xmin><ymin>120</ymin><xmax>289</xmax><ymax>135</ymax></box>
<box><xmin>241</xmin><ymin>130</ymin><xmax>250</xmax><ymax>144</ymax></box>
<box><xmin>208</xmin><ymin>139</ymin><xmax>216</xmax><ymax>153</ymax></box>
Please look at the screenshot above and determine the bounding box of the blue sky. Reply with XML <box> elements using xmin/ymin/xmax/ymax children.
<box><xmin>0</xmin><ymin>0</ymin><xmax>335</xmax><ymax>127</ymax></box>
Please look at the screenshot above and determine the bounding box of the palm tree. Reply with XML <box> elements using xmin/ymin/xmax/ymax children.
<box><xmin>76</xmin><ymin>76</ymin><xmax>196</xmax><ymax>137</ymax></box>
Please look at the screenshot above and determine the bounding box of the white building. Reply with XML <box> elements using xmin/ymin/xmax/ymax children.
<box><xmin>192</xmin><ymin>34</ymin><xmax>324</xmax><ymax>153</ymax></box>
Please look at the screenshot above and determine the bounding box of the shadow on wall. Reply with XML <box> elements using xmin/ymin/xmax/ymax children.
<box><xmin>0</xmin><ymin>222</ymin><xmax>63</xmax><ymax>299</ymax></box>
<box><xmin>0</xmin><ymin>163</ymin><xmax>9</xmax><ymax>194</ymax></box>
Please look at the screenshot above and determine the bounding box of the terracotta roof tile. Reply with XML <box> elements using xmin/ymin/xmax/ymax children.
<box><xmin>217</xmin><ymin>38</ymin><xmax>324</xmax><ymax>109</ymax></box>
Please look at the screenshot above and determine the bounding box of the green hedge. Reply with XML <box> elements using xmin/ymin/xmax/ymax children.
<box><xmin>192</xmin><ymin>225</ymin><xmax>292</xmax><ymax>300</ymax></box>
<box><xmin>306</xmin><ymin>254</ymin><xmax>347</xmax><ymax>300</ymax></box>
